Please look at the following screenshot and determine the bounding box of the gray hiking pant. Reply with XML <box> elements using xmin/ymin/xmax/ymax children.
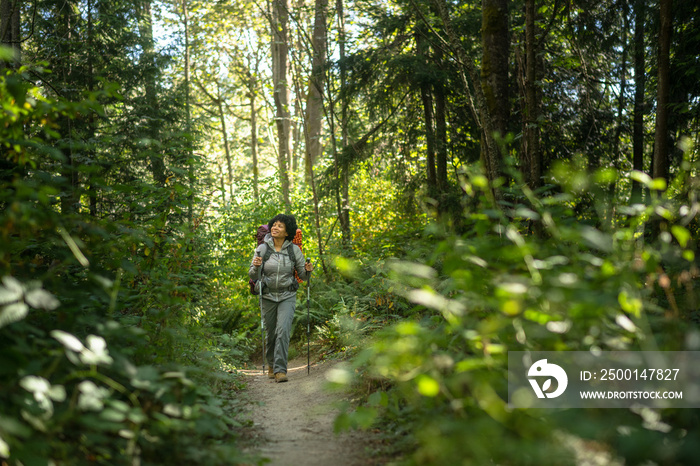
<box><xmin>262</xmin><ymin>295</ymin><xmax>296</xmax><ymax>374</ymax></box>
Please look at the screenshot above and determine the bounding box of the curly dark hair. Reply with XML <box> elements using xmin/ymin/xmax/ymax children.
<box><xmin>267</xmin><ymin>214</ymin><xmax>298</xmax><ymax>241</ymax></box>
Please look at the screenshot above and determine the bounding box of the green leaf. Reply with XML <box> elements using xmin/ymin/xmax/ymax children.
<box><xmin>0</xmin><ymin>45</ymin><xmax>15</xmax><ymax>61</ymax></box>
<box><xmin>333</xmin><ymin>412</ymin><xmax>352</xmax><ymax>433</ymax></box>
<box><xmin>348</xmin><ymin>406</ymin><xmax>377</xmax><ymax>430</ymax></box>
<box><xmin>50</xmin><ymin>330</ymin><xmax>85</xmax><ymax>352</ymax></box>
<box><xmin>455</xmin><ymin>358</ymin><xmax>490</xmax><ymax>372</ymax></box>
<box><xmin>630</xmin><ymin>170</ymin><xmax>653</xmax><ymax>186</ymax></box>
<box><xmin>416</xmin><ymin>375</ymin><xmax>440</xmax><ymax>397</ymax></box>
<box><xmin>367</xmin><ymin>391</ymin><xmax>388</xmax><ymax>408</ymax></box>
<box><xmin>19</xmin><ymin>375</ymin><xmax>50</xmax><ymax>394</ymax></box>
<box><xmin>0</xmin><ymin>276</ymin><xmax>23</xmax><ymax>305</ymax></box>
<box><xmin>163</xmin><ymin>404</ymin><xmax>183</xmax><ymax>417</ymax></box>
<box><xmin>594</xmin><ymin>167</ymin><xmax>618</xmax><ymax>184</ymax></box>
<box><xmin>79</xmin><ymin>335</ymin><xmax>113</xmax><ymax>366</ymax></box>
<box><xmin>650</xmin><ymin>178</ymin><xmax>667</xmax><ymax>191</ymax></box>
<box><xmin>0</xmin><ymin>435</ymin><xmax>9</xmax><ymax>458</ymax></box>
<box><xmin>618</xmin><ymin>290</ymin><xmax>642</xmax><ymax>318</ymax></box>
<box><xmin>0</xmin><ymin>303</ymin><xmax>29</xmax><ymax>328</ymax></box>
<box><xmin>671</xmin><ymin>225</ymin><xmax>691</xmax><ymax>248</ymax></box>
<box><xmin>100</xmin><ymin>408</ymin><xmax>126</xmax><ymax>423</ymax></box>
<box><xmin>24</xmin><ymin>289</ymin><xmax>60</xmax><ymax>310</ymax></box>
<box><xmin>78</xmin><ymin>381</ymin><xmax>110</xmax><ymax>411</ymax></box>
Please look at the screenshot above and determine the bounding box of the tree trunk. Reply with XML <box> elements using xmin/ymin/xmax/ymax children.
<box><xmin>416</xmin><ymin>27</ymin><xmax>437</xmax><ymax>196</ymax></box>
<box><xmin>631</xmin><ymin>0</ymin><xmax>646</xmax><ymax>202</ymax></box>
<box><xmin>340</xmin><ymin>157</ymin><xmax>350</xmax><ymax>248</ymax></box>
<box><xmin>137</xmin><ymin>0</ymin><xmax>167</xmax><ymax>186</ymax></box>
<box><xmin>216</xmin><ymin>83</ymin><xmax>234</xmax><ymax>197</ymax></box>
<box><xmin>250</xmin><ymin>79</ymin><xmax>260</xmax><ymax>202</ymax></box>
<box><xmin>183</xmin><ymin>0</ymin><xmax>194</xmax><ymax>222</ymax></box>
<box><xmin>219</xmin><ymin>165</ymin><xmax>225</xmax><ymax>200</ymax></box>
<box><xmin>652</xmin><ymin>0</ymin><xmax>672</xmax><ymax>184</ymax></box>
<box><xmin>57</xmin><ymin>0</ymin><xmax>79</xmax><ymax>215</ymax></box>
<box><xmin>308</xmin><ymin>151</ymin><xmax>328</xmax><ymax>274</ymax></box>
<box><xmin>432</xmin><ymin>0</ymin><xmax>500</xmax><ymax>194</ymax></box>
<box><xmin>481</xmin><ymin>0</ymin><xmax>509</xmax><ymax>140</ymax></box>
<box><xmin>0</xmin><ymin>0</ymin><xmax>21</xmax><ymax>68</ymax></box>
<box><xmin>524</xmin><ymin>0</ymin><xmax>541</xmax><ymax>190</ymax></box>
<box><xmin>337</xmin><ymin>0</ymin><xmax>351</xmax><ymax>249</ymax></box>
<box><xmin>613</xmin><ymin>0</ymin><xmax>628</xmax><ymax>163</ymax></box>
<box><xmin>305</xmin><ymin>0</ymin><xmax>328</xmax><ymax>179</ymax></box>
<box><xmin>0</xmin><ymin>0</ymin><xmax>20</xmax><ymax>188</ymax></box>
<box><xmin>434</xmin><ymin>66</ymin><xmax>448</xmax><ymax>197</ymax></box>
<box><xmin>272</xmin><ymin>0</ymin><xmax>292</xmax><ymax>211</ymax></box>
<box><xmin>292</xmin><ymin>60</ymin><xmax>301</xmax><ymax>175</ymax></box>
<box><xmin>291</xmin><ymin>21</ymin><xmax>303</xmax><ymax>176</ymax></box>
<box><xmin>87</xmin><ymin>0</ymin><xmax>98</xmax><ymax>217</ymax></box>
<box><xmin>420</xmin><ymin>86</ymin><xmax>437</xmax><ymax>194</ymax></box>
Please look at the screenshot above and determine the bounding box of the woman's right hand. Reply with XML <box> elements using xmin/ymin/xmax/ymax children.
<box><xmin>253</xmin><ymin>256</ymin><xmax>263</xmax><ymax>267</ymax></box>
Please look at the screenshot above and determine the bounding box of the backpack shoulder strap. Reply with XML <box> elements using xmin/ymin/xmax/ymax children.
<box><xmin>286</xmin><ymin>243</ymin><xmax>299</xmax><ymax>270</ymax></box>
<box><xmin>261</xmin><ymin>243</ymin><xmax>272</xmax><ymax>262</ymax></box>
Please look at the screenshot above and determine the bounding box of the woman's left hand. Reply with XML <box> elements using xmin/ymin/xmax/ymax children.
<box><xmin>305</xmin><ymin>261</ymin><xmax>314</xmax><ymax>272</ymax></box>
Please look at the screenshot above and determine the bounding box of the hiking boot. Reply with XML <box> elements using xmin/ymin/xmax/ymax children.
<box><xmin>274</xmin><ymin>372</ymin><xmax>288</xmax><ymax>383</ymax></box>
<box><xmin>267</xmin><ymin>367</ymin><xmax>275</xmax><ymax>379</ymax></box>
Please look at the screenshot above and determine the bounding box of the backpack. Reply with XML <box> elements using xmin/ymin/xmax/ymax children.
<box><xmin>249</xmin><ymin>225</ymin><xmax>304</xmax><ymax>295</ymax></box>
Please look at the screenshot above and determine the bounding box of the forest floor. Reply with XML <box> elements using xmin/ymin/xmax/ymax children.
<box><xmin>237</xmin><ymin>355</ymin><xmax>390</xmax><ymax>466</ymax></box>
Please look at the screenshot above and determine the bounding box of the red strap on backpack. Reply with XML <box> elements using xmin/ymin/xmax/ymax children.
<box><xmin>292</xmin><ymin>228</ymin><xmax>303</xmax><ymax>284</ymax></box>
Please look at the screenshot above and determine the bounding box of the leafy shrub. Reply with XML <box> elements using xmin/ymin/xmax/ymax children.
<box><xmin>334</xmin><ymin>159</ymin><xmax>700</xmax><ymax>464</ymax></box>
<box><xmin>0</xmin><ymin>66</ymin><xmax>254</xmax><ymax>465</ymax></box>
<box><xmin>0</xmin><ymin>278</ymin><xmax>251</xmax><ymax>465</ymax></box>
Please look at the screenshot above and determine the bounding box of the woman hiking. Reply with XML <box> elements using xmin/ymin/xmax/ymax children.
<box><xmin>249</xmin><ymin>214</ymin><xmax>313</xmax><ymax>383</ymax></box>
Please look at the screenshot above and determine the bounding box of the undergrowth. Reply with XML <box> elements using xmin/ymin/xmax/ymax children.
<box><xmin>328</xmin><ymin>159</ymin><xmax>700</xmax><ymax>465</ymax></box>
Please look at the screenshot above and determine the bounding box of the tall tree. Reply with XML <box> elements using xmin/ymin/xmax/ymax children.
<box><xmin>194</xmin><ymin>79</ymin><xmax>235</xmax><ymax>198</ymax></box>
<box><xmin>481</xmin><ymin>0</ymin><xmax>510</xmax><ymax>144</ymax></box>
<box><xmin>434</xmin><ymin>46</ymin><xmax>448</xmax><ymax>197</ymax></box>
<box><xmin>632</xmin><ymin>0</ymin><xmax>646</xmax><ymax>202</ymax></box>
<box><xmin>336</xmin><ymin>0</ymin><xmax>351</xmax><ymax>247</ymax></box>
<box><xmin>0</xmin><ymin>0</ymin><xmax>20</xmax><ymax>67</ymax></box>
<box><xmin>613</xmin><ymin>0</ymin><xmax>629</xmax><ymax>164</ymax></box>
<box><xmin>415</xmin><ymin>26</ymin><xmax>437</xmax><ymax>196</ymax></box>
<box><xmin>305</xmin><ymin>0</ymin><xmax>328</xmax><ymax>177</ymax></box>
<box><xmin>271</xmin><ymin>0</ymin><xmax>292</xmax><ymax>210</ymax></box>
<box><xmin>57</xmin><ymin>0</ymin><xmax>80</xmax><ymax>215</ymax></box>
<box><xmin>524</xmin><ymin>0</ymin><xmax>540</xmax><ymax>189</ymax></box>
<box><xmin>247</xmin><ymin>64</ymin><xmax>262</xmax><ymax>202</ymax></box>
<box><xmin>86</xmin><ymin>0</ymin><xmax>98</xmax><ymax>217</ymax></box>
<box><xmin>137</xmin><ymin>0</ymin><xmax>167</xmax><ymax>186</ymax></box>
<box><xmin>183</xmin><ymin>0</ymin><xmax>194</xmax><ymax>222</ymax></box>
<box><xmin>191</xmin><ymin>58</ymin><xmax>235</xmax><ymax>200</ymax></box>
<box><xmin>652</xmin><ymin>0</ymin><xmax>672</xmax><ymax>183</ymax></box>
<box><xmin>242</xmin><ymin>50</ymin><xmax>265</xmax><ymax>203</ymax></box>
<box><xmin>432</xmin><ymin>0</ymin><xmax>500</xmax><ymax>190</ymax></box>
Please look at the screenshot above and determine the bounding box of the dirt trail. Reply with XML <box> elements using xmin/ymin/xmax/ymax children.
<box><xmin>240</xmin><ymin>357</ymin><xmax>380</xmax><ymax>466</ymax></box>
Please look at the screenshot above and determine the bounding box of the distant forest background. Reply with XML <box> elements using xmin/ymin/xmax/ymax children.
<box><xmin>1</xmin><ymin>0</ymin><xmax>699</xmax><ymax>464</ymax></box>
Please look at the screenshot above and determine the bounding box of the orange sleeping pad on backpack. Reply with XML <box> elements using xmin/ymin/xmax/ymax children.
<box><xmin>292</xmin><ymin>228</ymin><xmax>303</xmax><ymax>284</ymax></box>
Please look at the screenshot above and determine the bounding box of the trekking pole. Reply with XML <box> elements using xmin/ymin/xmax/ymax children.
<box><xmin>306</xmin><ymin>259</ymin><xmax>311</xmax><ymax>375</ymax></box>
<box><xmin>257</xmin><ymin>251</ymin><xmax>265</xmax><ymax>376</ymax></box>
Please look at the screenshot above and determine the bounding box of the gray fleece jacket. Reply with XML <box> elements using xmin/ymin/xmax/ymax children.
<box><xmin>248</xmin><ymin>234</ymin><xmax>310</xmax><ymax>302</ymax></box>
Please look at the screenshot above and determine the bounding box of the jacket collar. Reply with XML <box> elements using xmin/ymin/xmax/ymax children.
<box><xmin>264</xmin><ymin>234</ymin><xmax>290</xmax><ymax>250</ymax></box>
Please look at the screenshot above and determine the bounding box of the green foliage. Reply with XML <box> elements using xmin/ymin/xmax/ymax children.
<box><xmin>0</xmin><ymin>299</ymin><xmax>247</xmax><ymax>465</ymax></box>
<box><xmin>6</xmin><ymin>0</ymin><xmax>700</xmax><ymax>463</ymax></box>
<box><xmin>1</xmin><ymin>64</ymin><xmax>254</xmax><ymax>465</ymax></box>
<box><xmin>333</xmin><ymin>159</ymin><xmax>700</xmax><ymax>464</ymax></box>
<box><xmin>313</xmin><ymin>295</ymin><xmax>377</xmax><ymax>356</ymax></box>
